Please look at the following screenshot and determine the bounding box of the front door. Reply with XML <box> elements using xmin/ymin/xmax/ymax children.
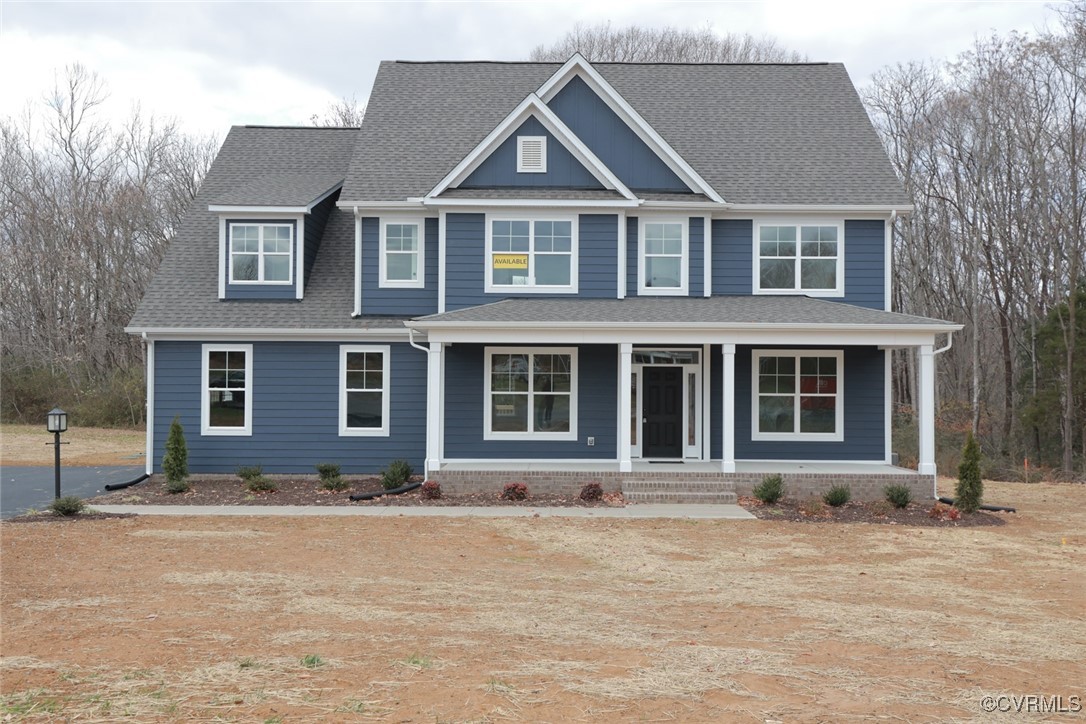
<box><xmin>643</xmin><ymin>367</ymin><xmax>683</xmax><ymax>458</ymax></box>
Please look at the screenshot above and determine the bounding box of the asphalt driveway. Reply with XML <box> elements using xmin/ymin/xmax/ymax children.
<box><xmin>1</xmin><ymin>465</ymin><xmax>145</xmax><ymax>519</ymax></box>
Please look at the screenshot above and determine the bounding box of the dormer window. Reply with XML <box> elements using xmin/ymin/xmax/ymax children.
<box><xmin>516</xmin><ymin>136</ymin><xmax>547</xmax><ymax>173</ymax></box>
<box><xmin>229</xmin><ymin>222</ymin><xmax>293</xmax><ymax>284</ymax></box>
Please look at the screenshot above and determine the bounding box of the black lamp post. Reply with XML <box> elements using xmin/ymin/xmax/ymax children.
<box><xmin>46</xmin><ymin>407</ymin><xmax>68</xmax><ymax>500</ymax></box>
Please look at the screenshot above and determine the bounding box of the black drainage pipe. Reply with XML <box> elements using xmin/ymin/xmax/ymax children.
<box><xmin>104</xmin><ymin>473</ymin><xmax>151</xmax><ymax>492</ymax></box>
<box><xmin>937</xmin><ymin>496</ymin><xmax>1017</xmax><ymax>513</ymax></box>
<box><xmin>349</xmin><ymin>481</ymin><xmax>422</xmax><ymax>501</ymax></box>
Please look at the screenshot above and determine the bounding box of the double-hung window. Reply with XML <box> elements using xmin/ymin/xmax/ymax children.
<box><xmin>339</xmin><ymin>345</ymin><xmax>391</xmax><ymax>436</ymax></box>
<box><xmin>201</xmin><ymin>344</ymin><xmax>253</xmax><ymax>436</ymax></box>
<box><xmin>380</xmin><ymin>220</ymin><xmax>424</xmax><ymax>288</ymax></box>
<box><xmin>755</xmin><ymin>223</ymin><xmax>843</xmax><ymax>295</ymax></box>
<box><xmin>639</xmin><ymin>219</ymin><xmax>687</xmax><ymax>295</ymax></box>
<box><xmin>486</xmin><ymin>218</ymin><xmax>577</xmax><ymax>292</ymax></box>
<box><xmin>485</xmin><ymin>348</ymin><xmax>577</xmax><ymax>440</ymax></box>
<box><xmin>229</xmin><ymin>223</ymin><xmax>293</xmax><ymax>284</ymax></box>
<box><xmin>752</xmin><ymin>350</ymin><xmax>843</xmax><ymax>441</ymax></box>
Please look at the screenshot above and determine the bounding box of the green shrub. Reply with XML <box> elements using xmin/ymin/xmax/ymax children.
<box><xmin>380</xmin><ymin>459</ymin><xmax>413</xmax><ymax>490</ymax></box>
<box><xmin>316</xmin><ymin>462</ymin><xmax>348</xmax><ymax>491</ymax></box>
<box><xmin>165</xmin><ymin>478</ymin><xmax>191</xmax><ymax>494</ymax></box>
<box><xmin>822</xmin><ymin>484</ymin><xmax>851</xmax><ymax>507</ymax></box>
<box><xmin>49</xmin><ymin>496</ymin><xmax>86</xmax><ymax>516</ymax></box>
<box><xmin>955</xmin><ymin>432</ymin><xmax>984</xmax><ymax>513</ymax></box>
<box><xmin>884</xmin><ymin>484</ymin><xmax>912</xmax><ymax>509</ymax></box>
<box><xmin>246</xmin><ymin>476</ymin><xmax>277</xmax><ymax>493</ymax></box>
<box><xmin>236</xmin><ymin>465</ymin><xmax>263</xmax><ymax>481</ymax></box>
<box><xmin>162</xmin><ymin>416</ymin><xmax>188</xmax><ymax>487</ymax></box>
<box><xmin>753</xmin><ymin>474</ymin><xmax>784</xmax><ymax>504</ymax></box>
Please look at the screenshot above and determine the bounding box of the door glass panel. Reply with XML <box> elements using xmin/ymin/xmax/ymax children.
<box><xmin>631</xmin><ymin>374</ymin><xmax>638</xmax><ymax>446</ymax></box>
<box><xmin>688</xmin><ymin>372</ymin><xmax>696</xmax><ymax>446</ymax></box>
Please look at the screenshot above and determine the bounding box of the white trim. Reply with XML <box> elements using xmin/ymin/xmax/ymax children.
<box><xmin>702</xmin><ymin>342</ymin><xmax>712</xmax><ymax>462</ymax></box>
<box><xmin>631</xmin><ymin>347</ymin><xmax>703</xmax><ymax>460</ymax></box>
<box><xmin>637</xmin><ymin>216</ymin><xmax>689</xmax><ymax>296</ymax></box>
<box><xmin>379</xmin><ymin>218</ymin><xmax>426</xmax><ymax>289</ymax></box>
<box><xmin>885</xmin><ymin>212</ymin><xmax>894</xmax><ymax>311</ymax></box>
<box><xmin>296</xmin><ymin>216</ymin><xmax>305</xmax><ymax>300</ymax></box>
<box><xmin>752</xmin><ymin>219</ymin><xmax>845</xmax><ymax>297</ymax></box>
<box><xmin>618</xmin><ymin>343</ymin><xmax>632</xmax><ymax>472</ymax></box>
<box><xmin>535</xmin><ymin>54</ymin><xmax>724</xmax><ymax>203</ymax></box>
<box><xmin>484</xmin><ymin>214</ymin><xmax>579</xmax><ymax>294</ymax></box>
<box><xmin>726</xmin><ymin>203</ymin><xmax>913</xmax><ymax>214</ymax></box>
<box><xmin>483</xmin><ymin>346</ymin><xmax>578</xmax><ymax>441</ymax></box>
<box><xmin>702</xmin><ymin>215</ymin><xmax>712</xmax><ymax>298</ymax></box>
<box><xmin>751</xmin><ymin>349</ymin><xmax>844</xmax><ymax>442</ymax></box>
<box><xmin>227</xmin><ymin>222</ymin><xmax>295</xmax><ymax>285</ymax></box>
<box><xmin>338</xmin><ymin>344</ymin><xmax>391</xmax><ymax>437</ymax></box>
<box><xmin>516</xmin><ymin>135</ymin><xmax>547</xmax><ymax>173</ymax></box>
<box><xmin>438</xmin><ymin>210</ymin><xmax>447</xmax><ymax>314</ymax></box>
<box><xmin>200</xmin><ymin>343</ymin><xmax>253</xmax><ymax>437</ymax></box>
<box><xmin>426</xmin><ymin>94</ymin><xmax>636</xmax><ymax>200</ymax></box>
<box><xmin>217</xmin><ymin>217</ymin><xmax>227</xmax><ymax>299</ymax></box>
<box><xmin>210</xmin><ymin>204</ymin><xmax>308</xmax><ymax>214</ymax></box>
<box><xmin>721</xmin><ymin>343</ymin><xmax>736</xmax><ymax>473</ymax></box>
<box><xmin>426</xmin><ymin>342</ymin><xmax>444</xmax><ymax>473</ymax></box>
<box><xmin>132</xmin><ymin>329</ymin><xmax>411</xmax><ymax>342</ymax></box>
<box><xmin>145</xmin><ymin>338</ymin><xmax>155</xmax><ymax>475</ymax></box>
<box><xmin>422</xmin><ymin>198</ymin><xmax>641</xmax><ymax>209</ymax></box>
<box><xmin>617</xmin><ymin>212</ymin><xmax>627</xmax><ymax>299</ymax></box>
<box><xmin>884</xmin><ymin>348</ymin><xmax>893</xmax><ymax>464</ymax></box>
<box><xmin>353</xmin><ymin>212</ymin><xmax>362</xmax><ymax>316</ymax></box>
<box><xmin>338</xmin><ymin>200</ymin><xmax>428</xmax><ymax>211</ymax></box>
<box><xmin>917</xmin><ymin>344</ymin><xmax>936</xmax><ymax>476</ymax></box>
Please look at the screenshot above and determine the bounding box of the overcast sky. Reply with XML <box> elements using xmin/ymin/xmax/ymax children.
<box><xmin>0</xmin><ymin>0</ymin><xmax>1068</xmax><ymax>137</ymax></box>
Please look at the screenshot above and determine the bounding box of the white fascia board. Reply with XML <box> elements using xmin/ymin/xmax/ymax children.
<box><xmin>337</xmin><ymin>200</ymin><xmax>428</xmax><ymax>211</ymax></box>
<box><xmin>536</xmin><ymin>54</ymin><xmax>725</xmax><ymax>204</ymax></box>
<box><xmin>416</xmin><ymin>327</ymin><xmax>957</xmax><ymax>347</ymax></box>
<box><xmin>127</xmin><ymin>327</ymin><xmax>413</xmax><ymax>342</ymax></box>
<box><xmin>641</xmin><ymin>200</ymin><xmax>729</xmax><ymax>210</ymax></box>
<box><xmin>422</xmin><ymin>198</ymin><xmax>640</xmax><ymax>209</ymax></box>
<box><xmin>721</xmin><ymin>203</ymin><xmax>915</xmax><ymax>216</ymax></box>
<box><xmin>305</xmin><ymin>182</ymin><xmax>344</xmax><ymax>211</ymax></box>
<box><xmin>209</xmin><ymin>205</ymin><xmax>309</xmax><ymax>214</ymax></box>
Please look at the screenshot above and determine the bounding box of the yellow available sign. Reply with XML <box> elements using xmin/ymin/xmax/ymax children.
<box><xmin>493</xmin><ymin>254</ymin><xmax>528</xmax><ymax>269</ymax></box>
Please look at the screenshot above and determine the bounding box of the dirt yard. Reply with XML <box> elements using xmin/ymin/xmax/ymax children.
<box><xmin>2</xmin><ymin>481</ymin><xmax>1083</xmax><ymax>722</ymax></box>
<box><xmin>1</xmin><ymin>424</ymin><xmax>144</xmax><ymax>467</ymax></box>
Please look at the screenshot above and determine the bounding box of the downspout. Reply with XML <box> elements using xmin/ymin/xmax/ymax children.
<box><xmin>407</xmin><ymin>327</ymin><xmax>428</xmax><ymax>353</ymax></box>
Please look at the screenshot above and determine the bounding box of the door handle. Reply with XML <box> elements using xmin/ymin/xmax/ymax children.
<box><xmin>642</xmin><ymin>418</ymin><xmax>647</xmax><ymax>423</ymax></box>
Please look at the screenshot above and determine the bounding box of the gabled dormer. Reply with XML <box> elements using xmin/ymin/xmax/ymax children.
<box><xmin>209</xmin><ymin>172</ymin><xmax>343</xmax><ymax>300</ymax></box>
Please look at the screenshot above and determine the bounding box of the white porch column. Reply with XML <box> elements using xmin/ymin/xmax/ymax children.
<box><xmin>425</xmin><ymin>342</ymin><xmax>444</xmax><ymax>477</ymax></box>
<box><xmin>721</xmin><ymin>343</ymin><xmax>736</xmax><ymax>473</ymax></box>
<box><xmin>619</xmin><ymin>343</ymin><xmax>633</xmax><ymax>472</ymax></box>
<box><xmin>918</xmin><ymin>344</ymin><xmax>936</xmax><ymax>476</ymax></box>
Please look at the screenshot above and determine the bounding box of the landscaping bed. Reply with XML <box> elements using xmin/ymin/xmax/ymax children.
<box><xmin>739</xmin><ymin>496</ymin><xmax>1008</xmax><ymax>527</ymax></box>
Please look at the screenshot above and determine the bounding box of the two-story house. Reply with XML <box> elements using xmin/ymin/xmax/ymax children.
<box><xmin>128</xmin><ymin>55</ymin><xmax>960</xmax><ymax>501</ymax></box>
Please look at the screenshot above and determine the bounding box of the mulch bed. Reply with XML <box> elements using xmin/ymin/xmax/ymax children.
<box><xmin>739</xmin><ymin>496</ymin><xmax>1009</xmax><ymax>527</ymax></box>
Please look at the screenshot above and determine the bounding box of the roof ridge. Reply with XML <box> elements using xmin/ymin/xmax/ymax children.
<box><xmin>240</xmin><ymin>125</ymin><xmax>360</xmax><ymax>130</ymax></box>
<box><xmin>391</xmin><ymin>60</ymin><xmax>832</xmax><ymax>67</ymax></box>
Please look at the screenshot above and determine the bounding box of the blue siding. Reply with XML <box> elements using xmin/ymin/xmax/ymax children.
<box><xmin>444</xmin><ymin>344</ymin><xmax>617</xmax><ymax>459</ymax></box>
<box><xmin>689</xmin><ymin>217</ymin><xmax>704</xmax><ymax>297</ymax></box>
<box><xmin>152</xmin><ymin>341</ymin><xmax>426</xmax><ymax>474</ymax></box>
<box><xmin>843</xmin><ymin>220</ymin><xmax>886</xmax><ymax>309</ymax></box>
<box><xmin>733</xmin><ymin>345</ymin><xmax>885</xmax><ymax>461</ymax></box>
<box><xmin>578</xmin><ymin>214</ymin><xmax>618</xmax><ymax>298</ymax></box>
<box><xmin>626</xmin><ymin>216</ymin><xmax>638</xmax><ymax>296</ymax></box>
<box><xmin>548</xmin><ymin>76</ymin><xmax>690</xmax><ymax>193</ymax></box>
<box><xmin>223</xmin><ymin>219</ymin><xmax>298</xmax><ymax>300</ymax></box>
<box><xmin>711</xmin><ymin>219</ymin><xmax>753</xmax><ymax>295</ymax></box>
<box><xmin>360</xmin><ymin>217</ymin><xmax>439</xmax><ymax>315</ymax></box>
<box><xmin>459</xmin><ymin>117</ymin><xmax>603</xmax><ymax>189</ymax></box>
<box><xmin>304</xmin><ymin>194</ymin><xmax>337</xmax><ymax>284</ymax></box>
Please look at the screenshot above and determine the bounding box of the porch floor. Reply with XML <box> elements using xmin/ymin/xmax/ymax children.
<box><xmin>439</xmin><ymin>460</ymin><xmax>921</xmax><ymax>476</ymax></box>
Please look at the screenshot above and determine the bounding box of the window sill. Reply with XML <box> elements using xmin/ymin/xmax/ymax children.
<box><xmin>751</xmin><ymin>432</ymin><xmax>844</xmax><ymax>443</ymax></box>
<box><xmin>378</xmin><ymin>280</ymin><xmax>425</xmax><ymax>290</ymax></box>
<box><xmin>484</xmin><ymin>431</ymin><xmax>578</xmax><ymax>442</ymax></box>
<box><xmin>339</xmin><ymin>427</ymin><xmax>390</xmax><ymax>438</ymax></box>
<box><xmin>201</xmin><ymin>427</ymin><xmax>252</xmax><ymax>437</ymax></box>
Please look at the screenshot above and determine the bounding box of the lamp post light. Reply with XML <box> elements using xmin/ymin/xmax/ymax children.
<box><xmin>46</xmin><ymin>407</ymin><xmax>68</xmax><ymax>500</ymax></box>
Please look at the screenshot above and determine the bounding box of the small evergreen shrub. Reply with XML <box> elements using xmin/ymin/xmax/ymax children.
<box><xmin>49</xmin><ymin>496</ymin><xmax>86</xmax><ymax>516</ymax></box>
<box><xmin>884</xmin><ymin>483</ymin><xmax>912</xmax><ymax>509</ymax></box>
<box><xmin>822</xmin><ymin>484</ymin><xmax>851</xmax><ymax>507</ymax></box>
<box><xmin>579</xmin><ymin>482</ymin><xmax>604</xmax><ymax>502</ymax></box>
<box><xmin>955</xmin><ymin>432</ymin><xmax>984</xmax><ymax>513</ymax></box>
<box><xmin>162</xmin><ymin>416</ymin><xmax>188</xmax><ymax>487</ymax></box>
<box><xmin>380</xmin><ymin>459</ymin><xmax>413</xmax><ymax>490</ymax></box>
<box><xmin>316</xmin><ymin>462</ymin><xmax>348</xmax><ymax>491</ymax></box>
<box><xmin>501</xmin><ymin>482</ymin><xmax>529</xmax><ymax>501</ymax></box>
<box><xmin>752</xmin><ymin>474</ymin><xmax>784</xmax><ymax>504</ymax></box>
<box><xmin>236</xmin><ymin>465</ymin><xmax>263</xmax><ymax>481</ymax></box>
<box><xmin>245</xmin><ymin>475</ymin><xmax>278</xmax><ymax>493</ymax></box>
<box><xmin>420</xmin><ymin>480</ymin><xmax>443</xmax><ymax>500</ymax></box>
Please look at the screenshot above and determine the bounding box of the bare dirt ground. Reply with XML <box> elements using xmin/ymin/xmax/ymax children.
<box><xmin>2</xmin><ymin>480</ymin><xmax>1083</xmax><ymax>722</ymax></box>
<box><xmin>1</xmin><ymin>424</ymin><xmax>144</xmax><ymax>467</ymax></box>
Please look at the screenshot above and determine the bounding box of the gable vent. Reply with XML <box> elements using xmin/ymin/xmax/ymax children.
<box><xmin>517</xmin><ymin>136</ymin><xmax>547</xmax><ymax>173</ymax></box>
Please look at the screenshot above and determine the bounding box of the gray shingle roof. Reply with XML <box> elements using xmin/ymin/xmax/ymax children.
<box><xmin>342</xmin><ymin>61</ymin><xmax>908</xmax><ymax>206</ymax></box>
<box><xmin>129</xmin><ymin>126</ymin><xmax>405</xmax><ymax>331</ymax></box>
<box><xmin>209</xmin><ymin>171</ymin><xmax>345</xmax><ymax>207</ymax></box>
<box><xmin>411</xmin><ymin>297</ymin><xmax>956</xmax><ymax>328</ymax></box>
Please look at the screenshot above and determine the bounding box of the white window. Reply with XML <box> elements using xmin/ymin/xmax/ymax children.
<box><xmin>485</xmin><ymin>347</ymin><xmax>577</xmax><ymax>440</ymax></box>
<box><xmin>638</xmin><ymin>218</ymin><xmax>688</xmax><ymax>295</ymax></box>
<box><xmin>486</xmin><ymin>217</ymin><xmax>578</xmax><ymax>293</ymax></box>
<box><xmin>201</xmin><ymin>343</ymin><xmax>253</xmax><ymax>436</ymax></box>
<box><xmin>752</xmin><ymin>350</ymin><xmax>844</xmax><ymax>441</ymax></box>
<box><xmin>517</xmin><ymin>136</ymin><xmax>547</xmax><ymax>173</ymax></box>
<box><xmin>339</xmin><ymin>345</ymin><xmax>391</xmax><ymax>437</ymax></box>
<box><xmin>380</xmin><ymin>220</ymin><xmax>424</xmax><ymax>288</ymax></box>
<box><xmin>229</xmin><ymin>223</ymin><xmax>293</xmax><ymax>284</ymax></box>
<box><xmin>754</xmin><ymin>222</ymin><xmax>843</xmax><ymax>295</ymax></box>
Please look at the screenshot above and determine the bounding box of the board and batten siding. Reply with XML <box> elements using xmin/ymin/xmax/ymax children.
<box><xmin>547</xmin><ymin>75</ymin><xmax>690</xmax><ymax>193</ymax></box>
<box><xmin>443</xmin><ymin>343</ymin><xmax>617</xmax><ymax>459</ymax></box>
<box><xmin>223</xmin><ymin>218</ymin><xmax>298</xmax><ymax>300</ymax></box>
<box><xmin>459</xmin><ymin>116</ymin><xmax>603</xmax><ymax>189</ymax></box>
<box><xmin>360</xmin><ymin>217</ymin><xmax>439</xmax><ymax>315</ymax></box>
<box><xmin>152</xmin><ymin>341</ymin><xmax>426</xmax><ymax>474</ymax></box>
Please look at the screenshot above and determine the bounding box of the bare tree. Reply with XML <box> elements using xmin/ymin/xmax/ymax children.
<box><xmin>310</xmin><ymin>95</ymin><xmax>365</xmax><ymax>127</ymax></box>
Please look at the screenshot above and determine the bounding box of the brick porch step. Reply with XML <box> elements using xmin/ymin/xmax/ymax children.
<box><xmin>621</xmin><ymin>478</ymin><xmax>738</xmax><ymax>505</ymax></box>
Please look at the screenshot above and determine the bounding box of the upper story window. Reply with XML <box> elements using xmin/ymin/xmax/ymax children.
<box><xmin>201</xmin><ymin>344</ymin><xmax>253</xmax><ymax>436</ymax></box>
<box><xmin>517</xmin><ymin>136</ymin><xmax>547</xmax><ymax>173</ymax></box>
<box><xmin>229</xmin><ymin>223</ymin><xmax>293</xmax><ymax>284</ymax></box>
<box><xmin>752</xmin><ymin>350</ymin><xmax>843</xmax><ymax>442</ymax></box>
<box><xmin>380</xmin><ymin>220</ymin><xmax>424</xmax><ymax>288</ymax></box>
<box><xmin>755</xmin><ymin>223</ymin><xmax>843</xmax><ymax>295</ymax></box>
<box><xmin>486</xmin><ymin>217</ymin><xmax>578</xmax><ymax>293</ymax></box>
<box><xmin>638</xmin><ymin>218</ymin><xmax>688</xmax><ymax>295</ymax></box>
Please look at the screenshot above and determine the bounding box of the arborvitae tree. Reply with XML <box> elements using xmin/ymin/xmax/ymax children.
<box><xmin>162</xmin><ymin>416</ymin><xmax>189</xmax><ymax>489</ymax></box>
<box><xmin>955</xmin><ymin>432</ymin><xmax>983</xmax><ymax>513</ymax></box>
